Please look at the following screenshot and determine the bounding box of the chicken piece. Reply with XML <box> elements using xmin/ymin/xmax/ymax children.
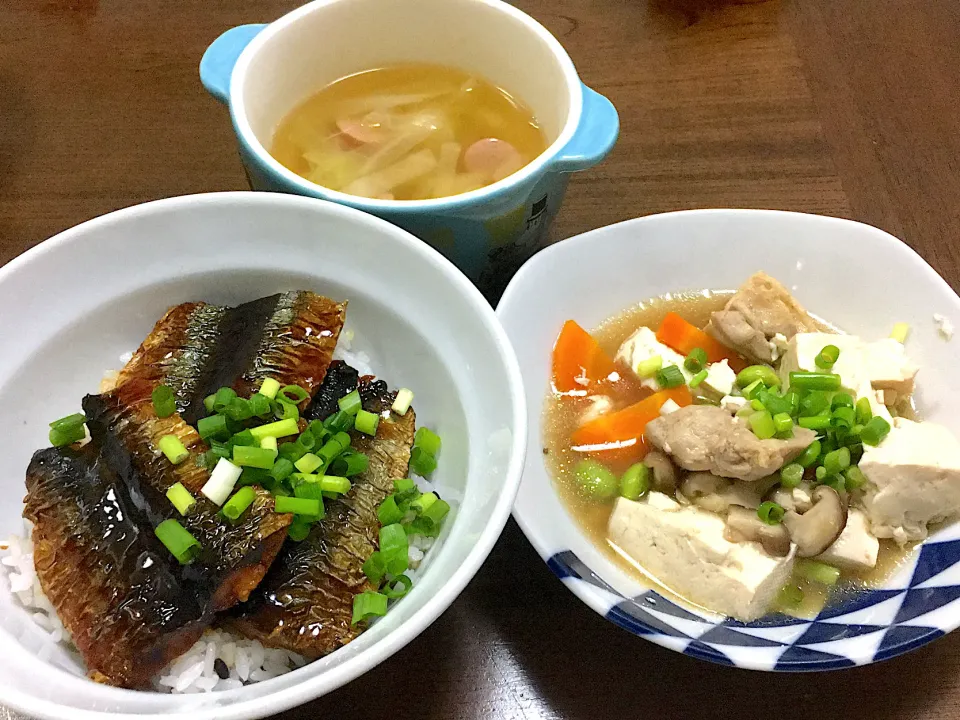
<box><xmin>706</xmin><ymin>272</ymin><xmax>818</xmax><ymax>363</ymax></box>
<box><xmin>644</xmin><ymin>405</ymin><xmax>816</xmax><ymax>482</ymax></box>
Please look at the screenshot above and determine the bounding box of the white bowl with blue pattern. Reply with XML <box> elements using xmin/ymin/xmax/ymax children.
<box><xmin>497</xmin><ymin>209</ymin><xmax>960</xmax><ymax>671</ymax></box>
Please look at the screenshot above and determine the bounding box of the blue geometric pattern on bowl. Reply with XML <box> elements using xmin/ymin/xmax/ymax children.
<box><xmin>547</xmin><ymin>537</ymin><xmax>960</xmax><ymax>670</ymax></box>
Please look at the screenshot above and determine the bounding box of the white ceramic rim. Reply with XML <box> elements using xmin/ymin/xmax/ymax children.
<box><xmin>227</xmin><ymin>0</ymin><xmax>584</xmax><ymax>211</ymax></box>
<box><xmin>0</xmin><ymin>192</ymin><xmax>528</xmax><ymax>720</ymax></box>
<box><xmin>501</xmin><ymin>208</ymin><xmax>960</xmax><ymax>670</ymax></box>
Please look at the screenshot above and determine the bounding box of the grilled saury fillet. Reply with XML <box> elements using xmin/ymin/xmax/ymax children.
<box><xmin>229</xmin><ymin>363</ymin><xmax>416</xmax><ymax>657</ymax></box>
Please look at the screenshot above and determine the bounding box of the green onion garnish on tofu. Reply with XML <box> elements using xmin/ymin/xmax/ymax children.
<box><xmin>843</xmin><ymin>465</ymin><xmax>868</xmax><ymax>491</ymax></box>
<box><xmin>155</xmin><ymin>519</ymin><xmax>201</xmax><ymax>564</ymax></box>
<box><xmin>789</xmin><ymin>371</ymin><xmax>842</xmax><ymax>392</ymax></box>
<box><xmin>634</xmin><ymin>354</ymin><xmax>663</xmax><ymax>379</ymax></box>
<box><xmin>736</xmin><ymin>365</ymin><xmax>781</xmax><ymax>389</ymax></box>
<box><xmin>822</xmin><ymin>447</ymin><xmax>851</xmax><ymax>475</ymax></box>
<box><xmin>655</xmin><ymin>364</ymin><xmax>685</xmax><ymax>389</ymax></box>
<box><xmin>158</xmin><ymin>435</ymin><xmax>189</xmax><ymax>465</ymax></box>
<box><xmin>151</xmin><ymin>385</ymin><xmax>177</xmax><ymax>418</ymax></box>
<box><xmin>855</xmin><ymin>397</ymin><xmax>873</xmax><ymax>424</ymax></box>
<box><xmin>860</xmin><ymin>416</ymin><xmax>891</xmax><ymax>446</ymax></box>
<box><xmin>166</xmin><ymin>482</ymin><xmax>196</xmax><ymax>516</ymax></box>
<box><xmin>796</xmin><ymin>559</ymin><xmax>840</xmax><ymax>586</ymax></box>
<box><xmin>684</xmin><ymin>347</ymin><xmax>708</xmax><ymax>373</ymax></box>
<box><xmin>798</xmin><ymin>415</ymin><xmax>832</xmax><ymax>431</ymax></box>
<box><xmin>815</xmin><ymin>344</ymin><xmax>840</xmax><ymax>369</ymax></box>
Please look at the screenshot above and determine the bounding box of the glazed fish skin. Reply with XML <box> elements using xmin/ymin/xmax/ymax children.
<box><xmin>83</xmin><ymin>392</ymin><xmax>291</xmax><ymax>610</ymax></box>
<box><xmin>230</xmin><ymin>373</ymin><xmax>415</xmax><ymax>658</ymax></box>
<box><xmin>24</xmin><ymin>446</ymin><xmax>208</xmax><ymax>688</ymax></box>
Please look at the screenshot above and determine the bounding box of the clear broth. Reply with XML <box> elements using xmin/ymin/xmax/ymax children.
<box><xmin>271</xmin><ymin>64</ymin><xmax>548</xmax><ymax>201</ymax></box>
<box><xmin>542</xmin><ymin>291</ymin><xmax>918</xmax><ymax>618</ymax></box>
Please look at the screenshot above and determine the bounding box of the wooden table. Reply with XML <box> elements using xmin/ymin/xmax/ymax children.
<box><xmin>3</xmin><ymin>1</ymin><xmax>960</xmax><ymax>718</ymax></box>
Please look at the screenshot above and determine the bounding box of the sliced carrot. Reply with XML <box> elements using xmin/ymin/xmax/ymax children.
<box><xmin>571</xmin><ymin>386</ymin><xmax>692</xmax><ymax>448</ymax></box>
<box><xmin>552</xmin><ymin>320</ymin><xmax>617</xmax><ymax>393</ymax></box>
<box><xmin>656</xmin><ymin>312</ymin><xmax>747</xmax><ymax>372</ymax></box>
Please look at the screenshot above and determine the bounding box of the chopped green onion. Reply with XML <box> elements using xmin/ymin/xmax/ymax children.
<box><xmin>292</xmin><ymin>476</ymin><xmax>325</xmax><ymax>513</ymax></box>
<box><xmin>362</xmin><ymin>551</ymin><xmax>387</xmax><ymax>584</ymax></box>
<box><xmin>798</xmin><ymin>415</ymin><xmax>832</xmax><ymax>431</ymax></box>
<box><xmin>832</xmin><ymin>406</ymin><xmax>856</xmax><ymax>429</ymax></box>
<box><xmin>392</xmin><ymin>388</ymin><xmax>414</xmax><ymax>416</ymax></box>
<box><xmin>689</xmin><ymin>369</ymin><xmax>708</xmax><ymax>388</ymax></box>
<box><xmin>831</xmin><ymin>393</ymin><xmax>854</xmax><ymax>410</ymax></box>
<box><xmin>49</xmin><ymin>422</ymin><xmax>86</xmax><ymax>447</ymax></box>
<box><xmin>278</xmin><ymin>385</ymin><xmax>310</xmax><ymax>405</ymax></box>
<box><xmin>619</xmin><ymin>463</ymin><xmax>650</xmax><ymax>501</ymax></box>
<box><xmin>238</xmin><ymin>466</ymin><xmax>270</xmax><ymax>487</ymax></box>
<box><xmin>154</xmin><ymin>518</ymin><xmax>201</xmax><ymax>564</ymax></box>
<box><xmin>778</xmin><ymin>584</ymin><xmax>804</xmax><ymax>608</ymax></box>
<box><xmin>275</xmin><ymin>495</ymin><xmax>321</xmax><ymax>517</ymax></box>
<box><xmin>352</xmin><ymin>591</ymin><xmax>388</xmax><ymax>625</ymax></box>
<box><xmin>736</xmin><ymin>365</ymin><xmax>781</xmax><ymax>389</ymax></box>
<box><xmin>355</xmin><ymin>409</ymin><xmax>380</xmax><ymax>436</ymax></box>
<box><xmin>295</xmin><ymin>453</ymin><xmax>323</xmax><ymax>474</ymax></box>
<box><xmin>197</xmin><ymin>414</ymin><xmax>229</xmax><ymax>441</ymax></box>
<box><xmin>823</xmin><ymin>447</ymin><xmax>851</xmax><ymax>475</ymax></box>
<box><xmin>780</xmin><ymin>463</ymin><xmax>804</xmax><ymax>488</ymax></box>
<box><xmin>294</xmin><ymin>431</ymin><xmax>318</xmax><ymax>454</ymax></box>
<box><xmin>201</xmin><ymin>458</ymin><xmax>243</xmax><ymax>505</ymax></box>
<box><xmin>749</xmin><ymin>410</ymin><xmax>776</xmax><ymax>440</ymax></box>
<box><xmin>412</xmin><ymin>492</ymin><xmax>438</xmax><ymax>514</ymax></box>
<box><xmin>741</xmin><ymin>379</ymin><xmax>764</xmax><ymax>400</ymax></box>
<box><xmin>324</xmin><ymin>410</ymin><xmax>355</xmax><ymax>433</ymax></box>
<box><xmin>891</xmin><ymin>322</ymin><xmax>910</xmax><ymax>343</ymax></box>
<box><xmin>856</xmin><ymin>397</ymin><xmax>873</xmax><ymax>424</ymax></box>
<box><xmin>684</xmin><ymin>347</ymin><xmax>708</xmax><ymax>373</ymax></box>
<box><xmin>380</xmin><ymin>523</ymin><xmax>409</xmax><ymax>574</ymax></box>
<box><xmin>338</xmin><ymin>390</ymin><xmax>362</xmax><ymax>416</ymax></box>
<box><xmin>50</xmin><ymin>412</ymin><xmax>86</xmax><ymax>430</ymax></box>
<box><xmin>789</xmin><ymin>371</ymin><xmax>842</xmax><ymax>391</ymax></box>
<box><xmin>796</xmin><ymin>559</ymin><xmax>840</xmax><ymax>586</ymax></box>
<box><xmin>203</xmin><ymin>394</ymin><xmax>216</xmax><ymax>414</ymax></box>
<box><xmin>259</xmin><ymin>377</ymin><xmax>281</xmax><ymax>400</ymax></box>
<box><xmin>757</xmin><ymin>501</ymin><xmax>785</xmax><ymax>525</ymax></box>
<box><xmin>784</xmin><ymin>391</ymin><xmax>801</xmax><ymax>416</ymax></box>
<box><xmin>799</xmin><ymin>391</ymin><xmax>830</xmax><ymax>417</ymax></box>
<box><xmin>750</xmin><ymin>398</ymin><xmax>765</xmax><ymax>411</ymax></box>
<box><xmin>213</xmin><ymin>387</ymin><xmax>237</xmax><ymax>413</ymax></box>
<box><xmin>278</xmin><ymin>441</ymin><xmax>305</xmax><ymax>463</ymax></box>
<box><xmin>320</xmin><ymin>475</ymin><xmax>352</xmax><ymax>495</ymax></box>
<box><xmin>332</xmin><ymin>431</ymin><xmax>351</xmax><ymax>450</ymax></box>
<box><xmin>421</xmin><ymin>498</ymin><xmax>450</xmax><ymax>528</ymax></box>
<box><xmin>151</xmin><ymin>385</ymin><xmax>177</xmax><ymax>418</ymax></box>
<box><xmin>166</xmin><ymin>482</ymin><xmax>196</xmax><ymax>515</ymax></box>
<box><xmin>332</xmin><ymin>451</ymin><xmax>369</xmax><ymax>476</ymax></box>
<box><xmin>249</xmin><ymin>418</ymin><xmax>299</xmax><ymax>441</ymax></box>
<box><xmin>634</xmin><ymin>355</ymin><xmax>662</xmax><ymax>378</ymax></box>
<box><xmin>261</xmin><ymin>435</ymin><xmax>278</xmax><ymax>456</ymax></box>
<box><xmin>272</xmin><ymin>399</ymin><xmax>299</xmax><ymax>421</ymax></box>
<box><xmin>773</xmin><ymin>412</ymin><xmax>793</xmax><ymax>434</ymax></box>
<box><xmin>222</xmin><ymin>486</ymin><xmax>257</xmax><ymax>521</ymax></box>
<box><xmin>229</xmin><ymin>429</ymin><xmax>255</xmax><ymax>448</ymax></box>
<box><xmin>270</xmin><ymin>457</ymin><xmax>294</xmax><ymax>483</ymax></box>
<box><xmin>378</xmin><ymin>494</ymin><xmax>404</xmax><ymax>526</ymax></box>
<box><xmin>233</xmin><ymin>445</ymin><xmax>276</xmax><ymax>470</ymax></box>
<box><xmin>410</xmin><ymin>447</ymin><xmax>438</xmax><ymax>477</ymax></box>
<box><xmin>158</xmin><ymin>434</ymin><xmax>189</xmax><ymax>465</ymax></box>
<box><xmin>414</xmin><ymin>427</ymin><xmax>441</xmax><ymax>457</ymax></box>
<box><xmin>796</xmin><ymin>440</ymin><xmax>822</xmax><ymax>468</ymax></box>
<box><xmin>815</xmin><ymin>465</ymin><xmax>828</xmax><ymax>481</ymax></box>
<box><xmin>844</xmin><ymin>465</ymin><xmax>868</xmax><ymax>491</ymax></box>
<box><xmin>382</xmin><ymin>574</ymin><xmax>413</xmax><ymax>599</ymax></box>
<box><xmin>655</xmin><ymin>364</ymin><xmax>685</xmax><ymax>389</ymax></box>
<box><xmin>225</xmin><ymin>397</ymin><xmax>253</xmax><ymax>421</ymax></box>
<box><xmin>249</xmin><ymin>393</ymin><xmax>273</xmax><ymax>419</ymax></box>
<box><xmin>861</xmin><ymin>416</ymin><xmax>891</xmax><ymax>446</ymax></box>
<box><xmin>757</xmin><ymin>390</ymin><xmax>792</xmax><ymax>417</ymax></box>
<box><xmin>394</xmin><ymin>477</ymin><xmax>417</xmax><ymax>498</ymax></box>
<box><xmin>287</xmin><ymin>516</ymin><xmax>312</xmax><ymax>541</ymax></box>
<box><xmin>815</xmin><ymin>344</ymin><xmax>840</xmax><ymax>369</ymax></box>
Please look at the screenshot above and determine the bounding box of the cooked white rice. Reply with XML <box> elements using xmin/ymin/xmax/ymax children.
<box><xmin>0</xmin><ymin>323</ymin><xmax>442</xmax><ymax>693</ymax></box>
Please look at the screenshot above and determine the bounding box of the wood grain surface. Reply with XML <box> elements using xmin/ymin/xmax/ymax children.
<box><xmin>3</xmin><ymin>1</ymin><xmax>960</xmax><ymax>718</ymax></box>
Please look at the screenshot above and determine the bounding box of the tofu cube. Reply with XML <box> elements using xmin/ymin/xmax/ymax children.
<box><xmin>608</xmin><ymin>494</ymin><xmax>795</xmax><ymax>620</ymax></box>
<box><xmin>860</xmin><ymin>419</ymin><xmax>960</xmax><ymax>542</ymax></box>
<box><xmin>616</xmin><ymin>327</ymin><xmax>690</xmax><ymax>391</ymax></box>
<box><xmin>863</xmin><ymin>338</ymin><xmax>918</xmax><ymax>395</ymax></box>
<box><xmin>701</xmin><ymin>359</ymin><xmax>736</xmax><ymax>398</ymax></box>
<box><xmin>815</xmin><ymin>509</ymin><xmax>879</xmax><ymax>571</ymax></box>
